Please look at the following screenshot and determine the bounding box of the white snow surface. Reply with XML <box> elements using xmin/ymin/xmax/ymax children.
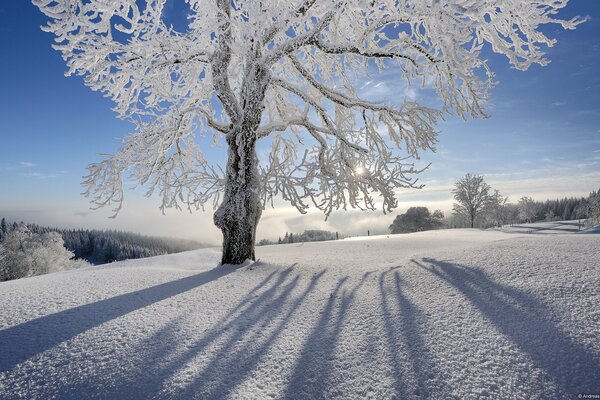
<box><xmin>498</xmin><ymin>220</ymin><xmax>595</xmax><ymax>235</ymax></box>
<box><xmin>1</xmin><ymin>229</ymin><xmax>599</xmax><ymax>399</ymax></box>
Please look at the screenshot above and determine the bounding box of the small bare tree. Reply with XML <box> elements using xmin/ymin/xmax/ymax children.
<box><xmin>452</xmin><ymin>173</ymin><xmax>491</xmax><ymax>228</ymax></box>
<box><xmin>33</xmin><ymin>0</ymin><xmax>581</xmax><ymax>264</ymax></box>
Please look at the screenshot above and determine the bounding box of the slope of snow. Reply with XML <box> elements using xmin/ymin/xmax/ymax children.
<box><xmin>498</xmin><ymin>219</ymin><xmax>592</xmax><ymax>234</ymax></box>
<box><xmin>1</xmin><ymin>230</ymin><xmax>599</xmax><ymax>399</ymax></box>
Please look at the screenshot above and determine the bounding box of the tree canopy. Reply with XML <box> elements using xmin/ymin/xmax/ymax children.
<box><xmin>33</xmin><ymin>0</ymin><xmax>582</xmax><ymax>263</ymax></box>
<box><xmin>389</xmin><ymin>206</ymin><xmax>444</xmax><ymax>234</ymax></box>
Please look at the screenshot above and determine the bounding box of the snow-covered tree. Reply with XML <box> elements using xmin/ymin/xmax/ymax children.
<box><xmin>452</xmin><ymin>173</ymin><xmax>491</xmax><ymax>228</ymax></box>
<box><xmin>518</xmin><ymin>196</ymin><xmax>538</xmax><ymax>223</ymax></box>
<box><xmin>482</xmin><ymin>189</ymin><xmax>508</xmax><ymax>227</ymax></box>
<box><xmin>503</xmin><ymin>203</ymin><xmax>520</xmax><ymax>226</ymax></box>
<box><xmin>33</xmin><ymin>0</ymin><xmax>582</xmax><ymax>264</ymax></box>
<box><xmin>0</xmin><ymin>227</ymin><xmax>87</xmax><ymax>282</ymax></box>
<box><xmin>589</xmin><ymin>190</ymin><xmax>600</xmax><ymax>224</ymax></box>
<box><xmin>389</xmin><ymin>206</ymin><xmax>443</xmax><ymax>233</ymax></box>
<box><xmin>0</xmin><ymin>218</ymin><xmax>7</xmax><ymax>242</ymax></box>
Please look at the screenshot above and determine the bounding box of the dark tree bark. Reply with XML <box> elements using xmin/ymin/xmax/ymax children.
<box><xmin>213</xmin><ymin>54</ymin><xmax>270</xmax><ymax>265</ymax></box>
<box><xmin>214</xmin><ymin>131</ymin><xmax>262</xmax><ymax>265</ymax></box>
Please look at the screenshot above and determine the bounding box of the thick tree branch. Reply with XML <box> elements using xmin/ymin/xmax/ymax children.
<box><xmin>211</xmin><ymin>0</ymin><xmax>242</xmax><ymax>122</ymax></box>
<box><xmin>263</xmin><ymin>10</ymin><xmax>336</xmax><ymax>66</ymax></box>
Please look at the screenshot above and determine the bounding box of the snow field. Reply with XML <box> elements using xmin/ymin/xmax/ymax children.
<box><xmin>1</xmin><ymin>230</ymin><xmax>599</xmax><ymax>399</ymax></box>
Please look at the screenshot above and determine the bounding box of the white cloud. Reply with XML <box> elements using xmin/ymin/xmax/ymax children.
<box><xmin>0</xmin><ymin>162</ymin><xmax>38</xmax><ymax>171</ymax></box>
<box><xmin>20</xmin><ymin>170</ymin><xmax>67</xmax><ymax>179</ymax></box>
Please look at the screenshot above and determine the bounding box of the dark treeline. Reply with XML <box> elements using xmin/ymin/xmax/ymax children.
<box><xmin>525</xmin><ymin>195</ymin><xmax>593</xmax><ymax>222</ymax></box>
<box><xmin>258</xmin><ymin>229</ymin><xmax>339</xmax><ymax>246</ymax></box>
<box><xmin>0</xmin><ymin>218</ymin><xmax>203</xmax><ymax>265</ymax></box>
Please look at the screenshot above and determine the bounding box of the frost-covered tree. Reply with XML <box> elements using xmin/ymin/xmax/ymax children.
<box><xmin>0</xmin><ymin>226</ymin><xmax>87</xmax><ymax>282</ymax></box>
<box><xmin>589</xmin><ymin>190</ymin><xmax>600</xmax><ymax>224</ymax></box>
<box><xmin>0</xmin><ymin>218</ymin><xmax>7</xmax><ymax>242</ymax></box>
<box><xmin>33</xmin><ymin>0</ymin><xmax>582</xmax><ymax>264</ymax></box>
<box><xmin>482</xmin><ymin>189</ymin><xmax>508</xmax><ymax>227</ymax></box>
<box><xmin>518</xmin><ymin>196</ymin><xmax>538</xmax><ymax>223</ymax></box>
<box><xmin>389</xmin><ymin>206</ymin><xmax>443</xmax><ymax>233</ymax></box>
<box><xmin>452</xmin><ymin>173</ymin><xmax>491</xmax><ymax>228</ymax></box>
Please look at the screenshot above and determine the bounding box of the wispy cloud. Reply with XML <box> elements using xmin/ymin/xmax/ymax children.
<box><xmin>551</xmin><ymin>101</ymin><xmax>567</xmax><ymax>107</ymax></box>
<box><xmin>20</xmin><ymin>171</ymin><xmax>66</xmax><ymax>179</ymax></box>
<box><xmin>1</xmin><ymin>162</ymin><xmax>37</xmax><ymax>171</ymax></box>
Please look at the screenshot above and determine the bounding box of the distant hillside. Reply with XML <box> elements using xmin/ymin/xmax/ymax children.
<box><xmin>0</xmin><ymin>218</ymin><xmax>206</xmax><ymax>265</ymax></box>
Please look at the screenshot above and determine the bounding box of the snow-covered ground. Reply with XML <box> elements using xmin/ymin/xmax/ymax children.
<box><xmin>1</xmin><ymin>229</ymin><xmax>599</xmax><ymax>399</ymax></box>
<box><xmin>499</xmin><ymin>219</ymin><xmax>595</xmax><ymax>234</ymax></box>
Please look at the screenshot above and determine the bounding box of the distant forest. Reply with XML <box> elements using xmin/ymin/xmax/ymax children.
<box><xmin>0</xmin><ymin>219</ymin><xmax>203</xmax><ymax>265</ymax></box>
<box><xmin>257</xmin><ymin>230</ymin><xmax>340</xmax><ymax>246</ymax></box>
<box><xmin>515</xmin><ymin>194</ymin><xmax>599</xmax><ymax>223</ymax></box>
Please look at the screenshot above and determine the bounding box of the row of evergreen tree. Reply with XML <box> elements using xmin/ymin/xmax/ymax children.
<box><xmin>258</xmin><ymin>230</ymin><xmax>339</xmax><ymax>246</ymax></box>
<box><xmin>0</xmin><ymin>218</ymin><xmax>203</xmax><ymax>265</ymax></box>
<box><xmin>518</xmin><ymin>194</ymin><xmax>598</xmax><ymax>223</ymax></box>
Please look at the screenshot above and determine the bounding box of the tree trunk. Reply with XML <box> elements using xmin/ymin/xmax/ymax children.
<box><xmin>214</xmin><ymin>128</ymin><xmax>262</xmax><ymax>265</ymax></box>
<box><xmin>212</xmin><ymin>50</ymin><xmax>269</xmax><ymax>265</ymax></box>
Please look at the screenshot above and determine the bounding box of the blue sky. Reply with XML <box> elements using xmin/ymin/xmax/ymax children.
<box><xmin>0</xmin><ymin>1</ymin><xmax>599</xmax><ymax>244</ymax></box>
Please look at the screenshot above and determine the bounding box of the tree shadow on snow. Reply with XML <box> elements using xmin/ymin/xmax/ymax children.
<box><xmin>378</xmin><ymin>268</ymin><xmax>450</xmax><ymax>399</ymax></box>
<box><xmin>0</xmin><ymin>263</ymin><xmax>244</xmax><ymax>372</ymax></box>
<box><xmin>415</xmin><ymin>257</ymin><xmax>600</xmax><ymax>395</ymax></box>
<box><xmin>282</xmin><ymin>272</ymin><xmax>372</xmax><ymax>400</ymax></box>
<box><xmin>87</xmin><ymin>265</ymin><xmax>327</xmax><ymax>400</ymax></box>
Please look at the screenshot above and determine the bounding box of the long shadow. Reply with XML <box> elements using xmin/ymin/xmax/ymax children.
<box><xmin>378</xmin><ymin>268</ymin><xmax>410</xmax><ymax>399</ymax></box>
<box><xmin>378</xmin><ymin>268</ymin><xmax>447</xmax><ymax>398</ymax></box>
<box><xmin>0</xmin><ymin>264</ymin><xmax>242</xmax><ymax>372</ymax></box>
<box><xmin>98</xmin><ymin>267</ymin><xmax>325</xmax><ymax>399</ymax></box>
<box><xmin>283</xmin><ymin>272</ymin><xmax>372</xmax><ymax>400</ymax></box>
<box><xmin>147</xmin><ymin>266</ymin><xmax>297</xmax><ymax>387</ymax></box>
<box><xmin>416</xmin><ymin>257</ymin><xmax>600</xmax><ymax>395</ymax></box>
<box><xmin>21</xmin><ymin>267</ymin><xmax>288</xmax><ymax>400</ymax></box>
<box><xmin>173</xmin><ymin>269</ymin><xmax>326</xmax><ymax>400</ymax></box>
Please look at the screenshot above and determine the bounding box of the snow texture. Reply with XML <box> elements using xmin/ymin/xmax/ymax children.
<box><xmin>1</xmin><ymin>227</ymin><xmax>599</xmax><ymax>399</ymax></box>
<box><xmin>499</xmin><ymin>220</ymin><xmax>596</xmax><ymax>235</ymax></box>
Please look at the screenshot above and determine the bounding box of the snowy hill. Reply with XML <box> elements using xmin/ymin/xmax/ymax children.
<box><xmin>1</xmin><ymin>230</ymin><xmax>599</xmax><ymax>399</ymax></box>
